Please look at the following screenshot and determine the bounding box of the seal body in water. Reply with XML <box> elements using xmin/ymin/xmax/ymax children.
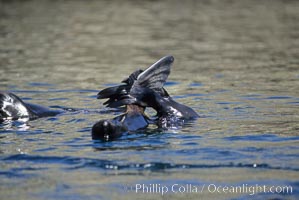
<box><xmin>96</xmin><ymin>55</ymin><xmax>199</xmax><ymax>129</ymax></box>
<box><xmin>91</xmin><ymin>104</ymin><xmax>150</xmax><ymax>141</ymax></box>
<box><xmin>92</xmin><ymin>55</ymin><xmax>174</xmax><ymax>141</ymax></box>
<box><xmin>0</xmin><ymin>91</ymin><xmax>61</xmax><ymax>122</ymax></box>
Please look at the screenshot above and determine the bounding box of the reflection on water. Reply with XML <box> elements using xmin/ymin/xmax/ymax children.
<box><xmin>1</xmin><ymin>0</ymin><xmax>299</xmax><ymax>199</ymax></box>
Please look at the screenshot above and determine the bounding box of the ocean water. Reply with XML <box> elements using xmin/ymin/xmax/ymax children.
<box><xmin>1</xmin><ymin>0</ymin><xmax>299</xmax><ymax>199</ymax></box>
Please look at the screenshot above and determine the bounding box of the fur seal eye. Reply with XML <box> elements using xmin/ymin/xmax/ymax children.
<box><xmin>103</xmin><ymin>121</ymin><xmax>109</xmax><ymax>127</ymax></box>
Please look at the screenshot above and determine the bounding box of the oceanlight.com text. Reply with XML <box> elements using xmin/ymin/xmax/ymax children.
<box><xmin>124</xmin><ymin>183</ymin><xmax>293</xmax><ymax>196</ymax></box>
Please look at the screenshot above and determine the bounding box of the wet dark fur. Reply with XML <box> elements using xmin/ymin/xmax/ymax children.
<box><xmin>0</xmin><ymin>91</ymin><xmax>61</xmax><ymax>122</ymax></box>
<box><xmin>92</xmin><ymin>105</ymin><xmax>150</xmax><ymax>141</ymax></box>
<box><xmin>96</xmin><ymin>55</ymin><xmax>199</xmax><ymax>131</ymax></box>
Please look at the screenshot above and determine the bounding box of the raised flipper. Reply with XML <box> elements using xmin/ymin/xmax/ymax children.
<box><xmin>97</xmin><ymin>55</ymin><xmax>174</xmax><ymax>108</ymax></box>
<box><xmin>97</xmin><ymin>85</ymin><xmax>130</xmax><ymax>106</ymax></box>
<box><xmin>134</xmin><ymin>55</ymin><xmax>173</xmax><ymax>93</ymax></box>
<box><xmin>97</xmin><ymin>69</ymin><xmax>143</xmax><ymax>101</ymax></box>
<box><xmin>99</xmin><ymin>55</ymin><xmax>199</xmax><ymax>120</ymax></box>
<box><xmin>112</xmin><ymin>55</ymin><xmax>173</xmax><ymax>108</ymax></box>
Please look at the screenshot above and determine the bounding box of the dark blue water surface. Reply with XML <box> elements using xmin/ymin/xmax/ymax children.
<box><xmin>1</xmin><ymin>83</ymin><xmax>299</xmax><ymax>200</ymax></box>
<box><xmin>1</xmin><ymin>0</ymin><xmax>299</xmax><ymax>199</ymax></box>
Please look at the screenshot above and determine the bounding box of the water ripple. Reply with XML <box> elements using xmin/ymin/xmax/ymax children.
<box><xmin>2</xmin><ymin>154</ymin><xmax>299</xmax><ymax>172</ymax></box>
<box><xmin>225</xmin><ymin>134</ymin><xmax>299</xmax><ymax>142</ymax></box>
